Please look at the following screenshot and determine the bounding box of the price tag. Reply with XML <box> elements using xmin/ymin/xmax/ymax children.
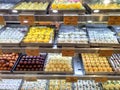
<box><xmin>99</xmin><ymin>49</ymin><xmax>113</xmax><ymax>56</ymax></box>
<box><xmin>0</xmin><ymin>16</ymin><xmax>5</xmax><ymax>25</ymax></box>
<box><xmin>25</xmin><ymin>47</ymin><xmax>39</xmax><ymax>56</ymax></box>
<box><xmin>62</xmin><ymin>47</ymin><xmax>75</xmax><ymax>57</ymax></box>
<box><xmin>108</xmin><ymin>16</ymin><xmax>120</xmax><ymax>25</ymax></box>
<box><xmin>66</xmin><ymin>77</ymin><xmax>78</xmax><ymax>82</ymax></box>
<box><xmin>24</xmin><ymin>77</ymin><xmax>37</xmax><ymax>81</ymax></box>
<box><xmin>94</xmin><ymin>77</ymin><xmax>107</xmax><ymax>83</ymax></box>
<box><xmin>64</xmin><ymin>14</ymin><xmax>78</xmax><ymax>25</ymax></box>
<box><xmin>19</xmin><ymin>15</ymin><xmax>34</xmax><ymax>25</ymax></box>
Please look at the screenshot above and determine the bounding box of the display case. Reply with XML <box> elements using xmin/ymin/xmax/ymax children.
<box><xmin>0</xmin><ymin>0</ymin><xmax>120</xmax><ymax>89</ymax></box>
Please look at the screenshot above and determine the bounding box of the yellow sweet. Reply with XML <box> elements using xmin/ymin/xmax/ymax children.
<box><xmin>15</xmin><ymin>2</ymin><xmax>49</xmax><ymax>10</ymax></box>
<box><xmin>51</xmin><ymin>0</ymin><xmax>83</xmax><ymax>10</ymax></box>
<box><xmin>81</xmin><ymin>53</ymin><xmax>113</xmax><ymax>73</ymax></box>
<box><xmin>23</xmin><ymin>27</ymin><xmax>54</xmax><ymax>43</ymax></box>
<box><xmin>90</xmin><ymin>3</ymin><xmax>120</xmax><ymax>9</ymax></box>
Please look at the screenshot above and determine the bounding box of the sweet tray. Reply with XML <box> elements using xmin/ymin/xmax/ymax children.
<box><xmin>21</xmin><ymin>80</ymin><xmax>49</xmax><ymax>90</ymax></box>
<box><xmin>12</xmin><ymin>0</ymin><xmax>50</xmax><ymax>14</ymax></box>
<box><xmin>87</xmin><ymin>27</ymin><xmax>120</xmax><ymax>48</ymax></box>
<box><xmin>12</xmin><ymin>53</ymin><xmax>47</xmax><ymax>74</ymax></box>
<box><xmin>20</xmin><ymin>26</ymin><xmax>55</xmax><ymax>47</ymax></box>
<box><xmin>84</xmin><ymin>3</ymin><xmax>120</xmax><ymax>14</ymax></box>
<box><xmin>57</xmin><ymin>25</ymin><xmax>90</xmax><ymax>48</ymax></box>
<box><xmin>80</xmin><ymin>54</ymin><xmax>115</xmax><ymax>75</ymax></box>
<box><xmin>44</xmin><ymin>54</ymin><xmax>74</xmax><ymax>74</ymax></box>
<box><xmin>49</xmin><ymin>1</ymin><xmax>85</xmax><ymax>14</ymax></box>
<box><xmin>0</xmin><ymin>25</ymin><xmax>28</xmax><ymax>47</ymax></box>
<box><xmin>0</xmin><ymin>53</ymin><xmax>22</xmax><ymax>73</ymax></box>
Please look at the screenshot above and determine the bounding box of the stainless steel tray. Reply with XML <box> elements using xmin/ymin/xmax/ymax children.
<box><xmin>12</xmin><ymin>53</ymin><xmax>47</xmax><ymax>74</ymax></box>
<box><xmin>12</xmin><ymin>1</ymin><xmax>50</xmax><ymax>14</ymax></box>
<box><xmin>0</xmin><ymin>53</ymin><xmax>22</xmax><ymax>74</ymax></box>
<box><xmin>80</xmin><ymin>54</ymin><xmax>115</xmax><ymax>75</ymax></box>
<box><xmin>0</xmin><ymin>25</ymin><xmax>28</xmax><ymax>47</ymax></box>
<box><xmin>44</xmin><ymin>54</ymin><xmax>74</xmax><ymax>74</ymax></box>
<box><xmin>20</xmin><ymin>26</ymin><xmax>55</xmax><ymax>47</ymax></box>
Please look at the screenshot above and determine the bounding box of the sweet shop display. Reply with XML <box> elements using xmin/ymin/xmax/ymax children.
<box><xmin>23</xmin><ymin>26</ymin><xmax>54</xmax><ymax>43</ymax></box>
<box><xmin>87</xmin><ymin>28</ymin><xmax>119</xmax><ymax>44</ymax></box>
<box><xmin>0</xmin><ymin>53</ymin><xmax>19</xmax><ymax>71</ymax></box>
<box><xmin>102</xmin><ymin>80</ymin><xmax>120</xmax><ymax>90</ymax></box>
<box><xmin>0</xmin><ymin>3</ymin><xmax>14</xmax><ymax>9</ymax></box>
<box><xmin>81</xmin><ymin>53</ymin><xmax>113</xmax><ymax>74</ymax></box>
<box><xmin>74</xmin><ymin>80</ymin><xmax>101</xmax><ymax>90</ymax></box>
<box><xmin>45</xmin><ymin>53</ymin><xmax>73</xmax><ymax>73</ymax></box>
<box><xmin>51</xmin><ymin>0</ymin><xmax>84</xmax><ymax>10</ymax></box>
<box><xmin>0</xmin><ymin>79</ymin><xmax>22</xmax><ymax>90</ymax></box>
<box><xmin>14</xmin><ymin>54</ymin><xmax>47</xmax><ymax>71</ymax></box>
<box><xmin>0</xmin><ymin>26</ymin><xmax>28</xmax><ymax>43</ymax></box>
<box><xmin>21</xmin><ymin>79</ymin><xmax>47</xmax><ymax>90</ymax></box>
<box><xmin>14</xmin><ymin>2</ymin><xmax>49</xmax><ymax>10</ymax></box>
<box><xmin>49</xmin><ymin>79</ymin><xmax>72</xmax><ymax>90</ymax></box>
<box><xmin>89</xmin><ymin>3</ymin><xmax>120</xmax><ymax>9</ymax></box>
<box><xmin>57</xmin><ymin>25</ymin><xmax>88</xmax><ymax>44</ymax></box>
<box><xmin>109</xmin><ymin>54</ymin><xmax>120</xmax><ymax>72</ymax></box>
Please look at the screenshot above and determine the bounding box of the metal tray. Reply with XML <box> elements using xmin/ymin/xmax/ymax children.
<box><xmin>44</xmin><ymin>54</ymin><xmax>74</xmax><ymax>74</ymax></box>
<box><xmin>12</xmin><ymin>53</ymin><xmax>47</xmax><ymax>74</ymax></box>
<box><xmin>57</xmin><ymin>25</ymin><xmax>90</xmax><ymax>48</ymax></box>
<box><xmin>108</xmin><ymin>56</ymin><xmax>120</xmax><ymax>75</ymax></box>
<box><xmin>20</xmin><ymin>79</ymin><xmax>49</xmax><ymax>90</ymax></box>
<box><xmin>85</xmin><ymin>3</ymin><xmax>120</xmax><ymax>14</ymax></box>
<box><xmin>80</xmin><ymin>54</ymin><xmax>115</xmax><ymax>75</ymax></box>
<box><xmin>20</xmin><ymin>26</ymin><xmax>55</xmax><ymax>47</ymax></box>
<box><xmin>48</xmin><ymin>79</ymin><xmax>73</xmax><ymax>90</ymax></box>
<box><xmin>0</xmin><ymin>53</ymin><xmax>22</xmax><ymax>74</ymax></box>
<box><xmin>49</xmin><ymin>1</ymin><xmax>85</xmax><ymax>14</ymax></box>
<box><xmin>0</xmin><ymin>25</ymin><xmax>28</xmax><ymax>47</ymax></box>
<box><xmin>12</xmin><ymin>1</ymin><xmax>50</xmax><ymax>14</ymax></box>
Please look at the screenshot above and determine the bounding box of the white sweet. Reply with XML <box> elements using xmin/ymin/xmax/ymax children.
<box><xmin>0</xmin><ymin>3</ymin><xmax>14</xmax><ymax>9</ymax></box>
<box><xmin>0</xmin><ymin>79</ymin><xmax>22</xmax><ymax>90</ymax></box>
<box><xmin>58</xmin><ymin>31</ymin><xmax>88</xmax><ymax>44</ymax></box>
<box><xmin>22</xmin><ymin>79</ymin><xmax>47</xmax><ymax>90</ymax></box>
<box><xmin>88</xmin><ymin>29</ymin><xmax>119</xmax><ymax>44</ymax></box>
<box><xmin>0</xmin><ymin>27</ymin><xmax>27</xmax><ymax>43</ymax></box>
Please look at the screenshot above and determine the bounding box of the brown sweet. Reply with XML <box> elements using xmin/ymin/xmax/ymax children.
<box><xmin>0</xmin><ymin>53</ymin><xmax>18</xmax><ymax>71</ymax></box>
